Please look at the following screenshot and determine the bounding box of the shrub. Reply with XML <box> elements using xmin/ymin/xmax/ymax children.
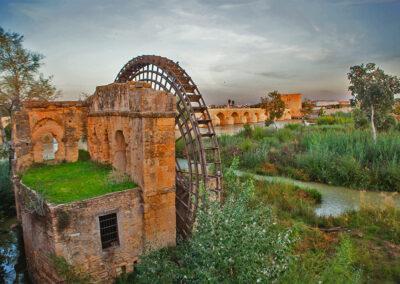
<box><xmin>132</xmin><ymin>160</ymin><xmax>295</xmax><ymax>283</ymax></box>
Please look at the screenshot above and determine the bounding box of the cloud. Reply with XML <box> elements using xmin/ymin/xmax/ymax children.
<box><xmin>0</xmin><ymin>0</ymin><xmax>399</xmax><ymax>103</ymax></box>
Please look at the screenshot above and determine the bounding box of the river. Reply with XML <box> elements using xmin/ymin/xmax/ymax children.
<box><xmin>0</xmin><ymin>217</ymin><xmax>28</xmax><ymax>284</ymax></box>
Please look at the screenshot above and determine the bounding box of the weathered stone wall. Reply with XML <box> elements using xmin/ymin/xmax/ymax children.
<box><xmin>14</xmin><ymin>179</ymin><xmax>62</xmax><ymax>283</ymax></box>
<box><xmin>87</xmin><ymin>81</ymin><xmax>176</xmax><ymax>250</ymax></box>
<box><xmin>16</xmin><ymin>180</ymin><xmax>142</xmax><ymax>283</ymax></box>
<box><xmin>12</xmin><ymin>101</ymin><xmax>87</xmax><ymax>173</ymax></box>
<box><xmin>53</xmin><ymin>188</ymin><xmax>142</xmax><ymax>281</ymax></box>
<box><xmin>281</xmin><ymin>93</ymin><xmax>302</xmax><ymax>119</ymax></box>
<box><xmin>14</xmin><ymin>81</ymin><xmax>177</xmax><ymax>283</ymax></box>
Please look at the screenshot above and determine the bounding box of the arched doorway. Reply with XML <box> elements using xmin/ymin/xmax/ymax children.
<box><xmin>42</xmin><ymin>133</ymin><xmax>58</xmax><ymax>161</ymax></box>
<box><xmin>114</xmin><ymin>130</ymin><xmax>127</xmax><ymax>172</ymax></box>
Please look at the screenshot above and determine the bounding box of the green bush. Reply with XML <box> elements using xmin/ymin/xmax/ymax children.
<box><xmin>317</xmin><ymin>112</ymin><xmax>353</xmax><ymax>125</ymax></box>
<box><xmin>131</xmin><ymin>160</ymin><xmax>295</xmax><ymax>283</ymax></box>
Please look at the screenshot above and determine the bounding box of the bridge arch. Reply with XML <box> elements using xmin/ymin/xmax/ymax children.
<box><xmin>216</xmin><ymin>112</ymin><xmax>226</xmax><ymax>126</ymax></box>
<box><xmin>243</xmin><ymin>112</ymin><xmax>250</xmax><ymax>124</ymax></box>
<box><xmin>231</xmin><ymin>112</ymin><xmax>241</xmax><ymax>124</ymax></box>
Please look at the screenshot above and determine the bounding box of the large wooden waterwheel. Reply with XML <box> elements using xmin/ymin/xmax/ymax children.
<box><xmin>115</xmin><ymin>55</ymin><xmax>222</xmax><ymax>237</ymax></box>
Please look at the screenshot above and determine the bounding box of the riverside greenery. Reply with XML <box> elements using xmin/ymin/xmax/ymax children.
<box><xmin>219</xmin><ymin>123</ymin><xmax>400</xmax><ymax>192</ymax></box>
<box><xmin>119</xmin><ymin>158</ymin><xmax>400</xmax><ymax>283</ymax></box>
<box><xmin>120</xmin><ymin>159</ymin><xmax>296</xmax><ymax>283</ymax></box>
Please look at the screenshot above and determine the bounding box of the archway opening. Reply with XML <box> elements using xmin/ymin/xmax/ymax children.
<box><xmin>231</xmin><ymin>112</ymin><xmax>240</xmax><ymax>124</ymax></box>
<box><xmin>42</xmin><ymin>133</ymin><xmax>58</xmax><ymax>161</ymax></box>
<box><xmin>216</xmin><ymin>112</ymin><xmax>225</xmax><ymax>126</ymax></box>
<box><xmin>255</xmin><ymin>113</ymin><xmax>260</xmax><ymax>122</ymax></box>
<box><xmin>114</xmin><ymin>130</ymin><xmax>127</xmax><ymax>173</ymax></box>
<box><xmin>243</xmin><ymin>112</ymin><xmax>250</xmax><ymax>124</ymax></box>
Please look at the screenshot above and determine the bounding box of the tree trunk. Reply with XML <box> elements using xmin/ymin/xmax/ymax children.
<box><xmin>371</xmin><ymin>105</ymin><xmax>377</xmax><ymax>143</ymax></box>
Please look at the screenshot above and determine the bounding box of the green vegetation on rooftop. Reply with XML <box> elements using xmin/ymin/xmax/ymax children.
<box><xmin>21</xmin><ymin>160</ymin><xmax>136</xmax><ymax>204</ymax></box>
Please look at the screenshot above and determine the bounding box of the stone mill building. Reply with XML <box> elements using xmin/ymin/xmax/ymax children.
<box><xmin>12</xmin><ymin>81</ymin><xmax>177</xmax><ymax>282</ymax></box>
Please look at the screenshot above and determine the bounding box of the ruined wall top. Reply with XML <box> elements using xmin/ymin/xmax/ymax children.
<box><xmin>87</xmin><ymin>81</ymin><xmax>175</xmax><ymax>114</ymax></box>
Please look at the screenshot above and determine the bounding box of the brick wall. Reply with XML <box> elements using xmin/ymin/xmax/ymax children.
<box><xmin>16</xmin><ymin>180</ymin><xmax>142</xmax><ymax>283</ymax></box>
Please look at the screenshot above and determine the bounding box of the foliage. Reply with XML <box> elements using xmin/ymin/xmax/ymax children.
<box><xmin>301</xmin><ymin>99</ymin><xmax>314</xmax><ymax>119</ymax></box>
<box><xmin>21</xmin><ymin>161</ymin><xmax>136</xmax><ymax>204</ymax></box>
<box><xmin>0</xmin><ymin>159</ymin><xmax>14</xmax><ymax>216</ymax></box>
<box><xmin>394</xmin><ymin>98</ymin><xmax>400</xmax><ymax>115</ymax></box>
<box><xmin>0</xmin><ymin>27</ymin><xmax>59</xmax><ymax>118</ymax></box>
<box><xmin>252</xmin><ymin>178</ymin><xmax>399</xmax><ymax>283</ymax></box>
<box><xmin>130</xmin><ymin>159</ymin><xmax>295</xmax><ymax>283</ymax></box>
<box><xmin>219</xmin><ymin>123</ymin><xmax>400</xmax><ymax>192</ymax></box>
<box><xmin>316</xmin><ymin>112</ymin><xmax>353</xmax><ymax>125</ymax></box>
<box><xmin>49</xmin><ymin>255</ymin><xmax>91</xmax><ymax>283</ymax></box>
<box><xmin>175</xmin><ymin>139</ymin><xmax>186</xmax><ymax>159</ymax></box>
<box><xmin>348</xmin><ymin>63</ymin><xmax>400</xmax><ymax>141</ymax></box>
<box><xmin>260</xmin><ymin>90</ymin><xmax>285</xmax><ymax>126</ymax></box>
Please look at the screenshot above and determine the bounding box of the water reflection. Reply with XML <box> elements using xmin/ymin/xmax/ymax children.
<box><xmin>0</xmin><ymin>218</ymin><xmax>28</xmax><ymax>284</ymax></box>
<box><xmin>234</xmin><ymin>171</ymin><xmax>400</xmax><ymax>217</ymax></box>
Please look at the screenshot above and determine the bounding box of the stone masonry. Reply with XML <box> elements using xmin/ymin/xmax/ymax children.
<box><xmin>13</xmin><ymin>81</ymin><xmax>177</xmax><ymax>283</ymax></box>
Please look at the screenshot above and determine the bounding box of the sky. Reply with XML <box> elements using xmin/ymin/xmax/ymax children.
<box><xmin>1</xmin><ymin>0</ymin><xmax>400</xmax><ymax>104</ymax></box>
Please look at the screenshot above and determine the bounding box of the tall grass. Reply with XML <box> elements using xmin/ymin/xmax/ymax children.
<box><xmin>297</xmin><ymin>130</ymin><xmax>400</xmax><ymax>191</ymax></box>
<box><xmin>219</xmin><ymin>124</ymin><xmax>400</xmax><ymax>191</ymax></box>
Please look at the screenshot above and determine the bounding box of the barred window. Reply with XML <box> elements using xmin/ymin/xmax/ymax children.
<box><xmin>99</xmin><ymin>213</ymin><xmax>119</xmax><ymax>249</ymax></box>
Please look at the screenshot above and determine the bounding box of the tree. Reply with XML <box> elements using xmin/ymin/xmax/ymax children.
<box><xmin>301</xmin><ymin>99</ymin><xmax>314</xmax><ymax>119</ymax></box>
<box><xmin>394</xmin><ymin>98</ymin><xmax>400</xmax><ymax>116</ymax></box>
<box><xmin>348</xmin><ymin>63</ymin><xmax>400</xmax><ymax>142</ymax></box>
<box><xmin>260</xmin><ymin>91</ymin><xmax>285</xmax><ymax>129</ymax></box>
<box><xmin>0</xmin><ymin>26</ymin><xmax>59</xmax><ymax>145</ymax></box>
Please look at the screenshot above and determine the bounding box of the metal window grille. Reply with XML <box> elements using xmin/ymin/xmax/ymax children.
<box><xmin>99</xmin><ymin>213</ymin><xmax>119</xmax><ymax>249</ymax></box>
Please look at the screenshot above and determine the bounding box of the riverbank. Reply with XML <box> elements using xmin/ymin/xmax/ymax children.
<box><xmin>236</xmin><ymin>170</ymin><xmax>400</xmax><ymax>216</ymax></box>
<box><xmin>120</xmin><ymin>160</ymin><xmax>400</xmax><ymax>283</ymax></box>
<box><xmin>219</xmin><ymin>123</ymin><xmax>400</xmax><ymax>192</ymax></box>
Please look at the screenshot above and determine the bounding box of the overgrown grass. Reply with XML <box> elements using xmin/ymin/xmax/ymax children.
<box><xmin>21</xmin><ymin>160</ymin><xmax>136</xmax><ymax>204</ymax></box>
<box><xmin>117</xmin><ymin>158</ymin><xmax>400</xmax><ymax>283</ymax></box>
<box><xmin>316</xmin><ymin>112</ymin><xmax>353</xmax><ymax>125</ymax></box>
<box><xmin>219</xmin><ymin>124</ymin><xmax>400</xmax><ymax>191</ymax></box>
<box><xmin>252</xmin><ymin>176</ymin><xmax>400</xmax><ymax>283</ymax></box>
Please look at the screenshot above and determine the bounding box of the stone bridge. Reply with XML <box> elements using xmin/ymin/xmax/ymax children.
<box><xmin>208</xmin><ymin>108</ymin><xmax>267</xmax><ymax>126</ymax></box>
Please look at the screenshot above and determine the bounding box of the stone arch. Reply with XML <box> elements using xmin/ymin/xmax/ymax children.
<box><xmin>216</xmin><ymin>112</ymin><xmax>226</xmax><ymax>126</ymax></box>
<box><xmin>31</xmin><ymin>118</ymin><xmax>65</xmax><ymax>163</ymax></box>
<box><xmin>243</xmin><ymin>112</ymin><xmax>250</xmax><ymax>124</ymax></box>
<box><xmin>113</xmin><ymin>130</ymin><xmax>127</xmax><ymax>172</ymax></box>
<box><xmin>254</xmin><ymin>112</ymin><xmax>260</xmax><ymax>122</ymax></box>
<box><xmin>231</xmin><ymin>112</ymin><xmax>240</xmax><ymax>124</ymax></box>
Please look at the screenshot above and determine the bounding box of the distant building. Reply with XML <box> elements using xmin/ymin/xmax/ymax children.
<box><xmin>280</xmin><ymin>93</ymin><xmax>303</xmax><ymax>119</ymax></box>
